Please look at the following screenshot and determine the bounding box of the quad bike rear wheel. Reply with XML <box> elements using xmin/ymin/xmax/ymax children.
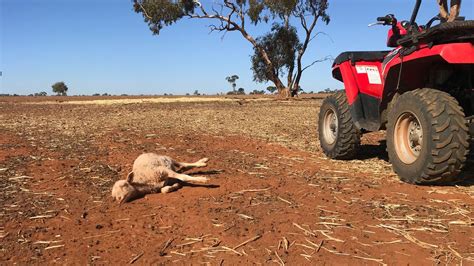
<box><xmin>319</xmin><ymin>91</ymin><xmax>360</xmax><ymax>159</ymax></box>
<box><xmin>387</xmin><ymin>88</ymin><xmax>469</xmax><ymax>184</ymax></box>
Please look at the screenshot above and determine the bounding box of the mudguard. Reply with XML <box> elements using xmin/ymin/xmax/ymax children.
<box><xmin>333</xmin><ymin>42</ymin><xmax>474</xmax><ymax>132</ymax></box>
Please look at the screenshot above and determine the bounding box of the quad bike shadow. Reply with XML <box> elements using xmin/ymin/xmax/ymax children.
<box><xmin>357</xmin><ymin>141</ymin><xmax>389</xmax><ymax>161</ymax></box>
<box><xmin>357</xmin><ymin>141</ymin><xmax>474</xmax><ymax>186</ymax></box>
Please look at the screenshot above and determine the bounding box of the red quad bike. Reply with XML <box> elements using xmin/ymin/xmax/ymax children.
<box><xmin>319</xmin><ymin>0</ymin><xmax>474</xmax><ymax>184</ymax></box>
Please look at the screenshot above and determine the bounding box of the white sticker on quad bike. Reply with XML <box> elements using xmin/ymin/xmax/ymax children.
<box><xmin>357</xmin><ymin>65</ymin><xmax>382</xmax><ymax>84</ymax></box>
<box><xmin>366</xmin><ymin>66</ymin><xmax>382</xmax><ymax>84</ymax></box>
<box><xmin>356</xmin><ymin>66</ymin><xmax>367</xmax><ymax>73</ymax></box>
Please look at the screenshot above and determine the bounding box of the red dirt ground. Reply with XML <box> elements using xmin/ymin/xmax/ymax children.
<box><xmin>0</xmin><ymin>97</ymin><xmax>473</xmax><ymax>265</ymax></box>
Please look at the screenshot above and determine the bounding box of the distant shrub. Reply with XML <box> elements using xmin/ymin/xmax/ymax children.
<box><xmin>52</xmin><ymin>81</ymin><xmax>68</xmax><ymax>96</ymax></box>
<box><xmin>34</xmin><ymin>91</ymin><xmax>47</xmax><ymax>96</ymax></box>
<box><xmin>249</xmin><ymin>89</ymin><xmax>265</xmax><ymax>95</ymax></box>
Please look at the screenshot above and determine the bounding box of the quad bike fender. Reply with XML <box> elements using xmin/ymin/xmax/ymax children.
<box><xmin>332</xmin><ymin>61</ymin><xmax>384</xmax><ymax>131</ymax></box>
<box><xmin>435</xmin><ymin>42</ymin><xmax>474</xmax><ymax>64</ymax></box>
<box><xmin>381</xmin><ymin>42</ymin><xmax>474</xmax><ymax>116</ymax></box>
<box><xmin>382</xmin><ymin>43</ymin><xmax>474</xmax><ymax>80</ymax></box>
<box><xmin>332</xmin><ymin>63</ymin><xmax>359</xmax><ymax>105</ymax></box>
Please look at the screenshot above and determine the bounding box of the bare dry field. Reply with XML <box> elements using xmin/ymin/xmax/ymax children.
<box><xmin>1</xmin><ymin>96</ymin><xmax>473</xmax><ymax>265</ymax></box>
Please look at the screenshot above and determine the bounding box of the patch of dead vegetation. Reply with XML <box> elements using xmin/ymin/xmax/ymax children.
<box><xmin>0</xmin><ymin>96</ymin><xmax>472</xmax><ymax>264</ymax></box>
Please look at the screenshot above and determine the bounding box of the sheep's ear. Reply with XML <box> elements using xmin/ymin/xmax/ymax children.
<box><xmin>126</xmin><ymin>172</ymin><xmax>134</xmax><ymax>182</ymax></box>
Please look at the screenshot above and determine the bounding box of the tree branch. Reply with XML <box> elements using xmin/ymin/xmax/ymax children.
<box><xmin>135</xmin><ymin>0</ymin><xmax>152</xmax><ymax>20</ymax></box>
<box><xmin>301</xmin><ymin>56</ymin><xmax>333</xmax><ymax>73</ymax></box>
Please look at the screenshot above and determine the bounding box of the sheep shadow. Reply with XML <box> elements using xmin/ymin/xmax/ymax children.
<box><xmin>120</xmin><ymin>179</ymin><xmax>220</xmax><ymax>204</ymax></box>
<box><xmin>175</xmin><ymin>180</ymin><xmax>220</xmax><ymax>189</ymax></box>
<box><xmin>159</xmin><ymin>178</ymin><xmax>220</xmax><ymax>190</ymax></box>
<box><xmin>186</xmin><ymin>169</ymin><xmax>224</xmax><ymax>176</ymax></box>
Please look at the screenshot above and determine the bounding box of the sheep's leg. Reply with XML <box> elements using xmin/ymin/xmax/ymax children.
<box><xmin>161</xmin><ymin>183</ymin><xmax>182</xmax><ymax>194</ymax></box>
<box><xmin>163</xmin><ymin>168</ymin><xmax>209</xmax><ymax>183</ymax></box>
<box><xmin>175</xmin><ymin>158</ymin><xmax>209</xmax><ymax>172</ymax></box>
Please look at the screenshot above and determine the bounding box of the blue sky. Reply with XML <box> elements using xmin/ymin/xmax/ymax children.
<box><xmin>1</xmin><ymin>0</ymin><xmax>473</xmax><ymax>95</ymax></box>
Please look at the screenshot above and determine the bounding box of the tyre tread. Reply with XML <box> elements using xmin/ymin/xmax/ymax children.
<box><xmin>319</xmin><ymin>91</ymin><xmax>361</xmax><ymax>159</ymax></box>
<box><xmin>388</xmin><ymin>88</ymin><xmax>469</xmax><ymax>184</ymax></box>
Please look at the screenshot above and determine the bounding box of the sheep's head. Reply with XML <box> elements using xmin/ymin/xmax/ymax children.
<box><xmin>111</xmin><ymin>172</ymin><xmax>138</xmax><ymax>204</ymax></box>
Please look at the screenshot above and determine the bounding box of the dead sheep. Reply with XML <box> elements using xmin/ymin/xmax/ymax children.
<box><xmin>112</xmin><ymin>153</ymin><xmax>209</xmax><ymax>204</ymax></box>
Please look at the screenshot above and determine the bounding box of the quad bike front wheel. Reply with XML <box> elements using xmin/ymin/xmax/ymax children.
<box><xmin>387</xmin><ymin>88</ymin><xmax>470</xmax><ymax>184</ymax></box>
<box><xmin>318</xmin><ymin>91</ymin><xmax>360</xmax><ymax>159</ymax></box>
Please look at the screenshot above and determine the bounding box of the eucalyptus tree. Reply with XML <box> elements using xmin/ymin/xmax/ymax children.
<box><xmin>133</xmin><ymin>0</ymin><xmax>330</xmax><ymax>97</ymax></box>
<box><xmin>52</xmin><ymin>82</ymin><xmax>68</xmax><ymax>96</ymax></box>
<box><xmin>225</xmin><ymin>74</ymin><xmax>239</xmax><ymax>92</ymax></box>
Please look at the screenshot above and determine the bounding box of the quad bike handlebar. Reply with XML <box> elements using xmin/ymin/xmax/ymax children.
<box><xmin>369</xmin><ymin>14</ymin><xmax>397</xmax><ymax>27</ymax></box>
<box><xmin>377</xmin><ymin>14</ymin><xmax>397</xmax><ymax>25</ymax></box>
<box><xmin>369</xmin><ymin>15</ymin><xmax>395</xmax><ymax>27</ymax></box>
<box><xmin>371</xmin><ymin>0</ymin><xmax>421</xmax><ymax>31</ymax></box>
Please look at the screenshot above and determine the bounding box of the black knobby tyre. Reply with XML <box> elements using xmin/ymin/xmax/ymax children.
<box><xmin>386</xmin><ymin>88</ymin><xmax>470</xmax><ymax>184</ymax></box>
<box><xmin>318</xmin><ymin>91</ymin><xmax>360</xmax><ymax>159</ymax></box>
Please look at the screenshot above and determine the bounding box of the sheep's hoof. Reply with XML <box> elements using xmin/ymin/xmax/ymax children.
<box><xmin>161</xmin><ymin>186</ymin><xmax>173</xmax><ymax>193</ymax></box>
<box><xmin>199</xmin><ymin>158</ymin><xmax>210</xmax><ymax>163</ymax></box>
<box><xmin>195</xmin><ymin>176</ymin><xmax>210</xmax><ymax>183</ymax></box>
<box><xmin>161</xmin><ymin>183</ymin><xmax>182</xmax><ymax>193</ymax></box>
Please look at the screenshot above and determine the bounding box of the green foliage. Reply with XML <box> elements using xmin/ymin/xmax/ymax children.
<box><xmin>249</xmin><ymin>89</ymin><xmax>265</xmax><ymax>95</ymax></box>
<box><xmin>133</xmin><ymin>0</ymin><xmax>196</xmax><ymax>35</ymax></box>
<box><xmin>51</xmin><ymin>82</ymin><xmax>68</xmax><ymax>96</ymax></box>
<box><xmin>34</xmin><ymin>91</ymin><xmax>47</xmax><ymax>96</ymax></box>
<box><xmin>264</xmin><ymin>0</ymin><xmax>297</xmax><ymax>19</ymax></box>
<box><xmin>251</xmin><ymin>24</ymin><xmax>300</xmax><ymax>83</ymax></box>
<box><xmin>134</xmin><ymin>0</ymin><xmax>330</xmax><ymax>34</ymax></box>
<box><xmin>227</xmin><ymin>87</ymin><xmax>245</xmax><ymax>95</ymax></box>
<box><xmin>247</xmin><ymin>0</ymin><xmax>266</xmax><ymax>24</ymax></box>
<box><xmin>266</xmin><ymin>86</ymin><xmax>277</xmax><ymax>93</ymax></box>
<box><xmin>247</xmin><ymin>0</ymin><xmax>330</xmax><ymax>25</ymax></box>
<box><xmin>225</xmin><ymin>75</ymin><xmax>239</xmax><ymax>91</ymax></box>
<box><xmin>133</xmin><ymin>0</ymin><xmax>330</xmax><ymax>97</ymax></box>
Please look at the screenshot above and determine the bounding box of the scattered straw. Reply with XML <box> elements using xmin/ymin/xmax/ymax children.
<box><xmin>293</xmin><ymin>223</ymin><xmax>316</xmax><ymax>237</ymax></box>
<box><xmin>44</xmin><ymin>244</ymin><xmax>64</xmax><ymax>250</ymax></box>
<box><xmin>353</xmin><ymin>255</ymin><xmax>386</xmax><ymax>265</ymax></box>
<box><xmin>274</xmin><ymin>251</ymin><xmax>285</xmax><ymax>266</ymax></box>
<box><xmin>233</xmin><ymin>235</ymin><xmax>262</xmax><ymax>250</ymax></box>
<box><xmin>129</xmin><ymin>252</ymin><xmax>144</xmax><ymax>264</ymax></box>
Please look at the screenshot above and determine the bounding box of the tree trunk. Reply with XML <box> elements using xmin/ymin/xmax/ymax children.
<box><xmin>291</xmin><ymin>83</ymin><xmax>299</xmax><ymax>97</ymax></box>
<box><xmin>269</xmin><ymin>75</ymin><xmax>289</xmax><ymax>98</ymax></box>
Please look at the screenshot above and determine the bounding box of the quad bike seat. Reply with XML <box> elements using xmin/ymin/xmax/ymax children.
<box><xmin>398</xmin><ymin>20</ymin><xmax>474</xmax><ymax>47</ymax></box>
<box><xmin>333</xmin><ymin>51</ymin><xmax>390</xmax><ymax>66</ymax></box>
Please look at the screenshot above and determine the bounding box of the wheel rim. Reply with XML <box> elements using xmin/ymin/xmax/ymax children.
<box><xmin>394</xmin><ymin>112</ymin><xmax>423</xmax><ymax>164</ymax></box>
<box><xmin>322</xmin><ymin>108</ymin><xmax>338</xmax><ymax>145</ymax></box>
